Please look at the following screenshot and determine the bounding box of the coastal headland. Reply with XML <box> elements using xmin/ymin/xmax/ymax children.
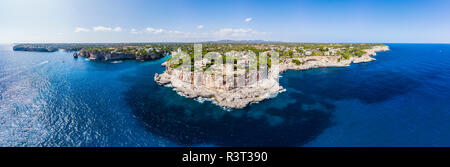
<box><xmin>13</xmin><ymin>43</ymin><xmax>172</xmax><ymax>61</ymax></box>
<box><xmin>154</xmin><ymin>43</ymin><xmax>390</xmax><ymax>109</ymax></box>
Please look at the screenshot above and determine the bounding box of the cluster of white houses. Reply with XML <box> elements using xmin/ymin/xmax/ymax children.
<box><xmin>164</xmin><ymin>45</ymin><xmax>354</xmax><ymax>90</ymax></box>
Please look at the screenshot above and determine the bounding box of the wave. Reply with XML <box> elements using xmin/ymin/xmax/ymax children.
<box><xmin>0</xmin><ymin>60</ymin><xmax>48</xmax><ymax>82</ymax></box>
<box><xmin>111</xmin><ymin>60</ymin><xmax>123</xmax><ymax>64</ymax></box>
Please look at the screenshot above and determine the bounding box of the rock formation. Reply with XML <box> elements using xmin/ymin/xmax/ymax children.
<box><xmin>77</xmin><ymin>50</ymin><xmax>136</xmax><ymax>61</ymax></box>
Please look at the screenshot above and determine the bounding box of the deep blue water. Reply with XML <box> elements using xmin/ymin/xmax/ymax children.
<box><xmin>0</xmin><ymin>44</ymin><xmax>449</xmax><ymax>147</ymax></box>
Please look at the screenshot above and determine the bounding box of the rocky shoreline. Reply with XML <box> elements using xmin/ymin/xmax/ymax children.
<box><xmin>13</xmin><ymin>43</ymin><xmax>170</xmax><ymax>62</ymax></box>
<box><xmin>156</xmin><ymin>72</ymin><xmax>285</xmax><ymax>109</ymax></box>
<box><xmin>75</xmin><ymin>50</ymin><xmax>136</xmax><ymax>61</ymax></box>
<box><xmin>155</xmin><ymin>45</ymin><xmax>390</xmax><ymax>109</ymax></box>
<box><xmin>280</xmin><ymin>45</ymin><xmax>390</xmax><ymax>72</ymax></box>
<box><xmin>74</xmin><ymin>49</ymin><xmax>169</xmax><ymax>61</ymax></box>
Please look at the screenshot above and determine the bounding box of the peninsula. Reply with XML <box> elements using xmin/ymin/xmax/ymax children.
<box><xmin>154</xmin><ymin>43</ymin><xmax>389</xmax><ymax>109</ymax></box>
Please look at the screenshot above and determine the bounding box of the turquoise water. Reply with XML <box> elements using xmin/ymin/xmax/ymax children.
<box><xmin>0</xmin><ymin>44</ymin><xmax>449</xmax><ymax>146</ymax></box>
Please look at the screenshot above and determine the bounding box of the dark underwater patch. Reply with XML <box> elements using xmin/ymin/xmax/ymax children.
<box><xmin>124</xmin><ymin>77</ymin><xmax>334</xmax><ymax>146</ymax></box>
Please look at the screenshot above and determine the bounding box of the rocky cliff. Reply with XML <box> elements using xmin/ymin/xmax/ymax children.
<box><xmin>76</xmin><ymin>50</ymin><xmax>136</xmax><ymax>61</ymax></box>
<box><xmin>13</xmin><ymin>46</ymin><xmax>58</xmax><ymax>52</ymax></box>
<box><xmin>74</xmin><ymin>49</ymin><xmax>168</xmax><ymax>61</ymax></box>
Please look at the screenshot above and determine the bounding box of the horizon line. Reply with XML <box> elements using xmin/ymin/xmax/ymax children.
<box><xmin>6</xmin><ymin>41</ymin><xmax>450</xmax><ymax>45</ymax></box>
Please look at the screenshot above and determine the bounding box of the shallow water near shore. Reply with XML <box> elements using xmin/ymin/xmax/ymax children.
<box><xmin>0</xmin><ymin>44</ymin><xmax>449</xmax><ymax>146</ymax></box>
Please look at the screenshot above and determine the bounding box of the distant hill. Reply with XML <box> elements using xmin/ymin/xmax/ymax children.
<box><xmin>205</xmin><ymin>40</ymin><xmax>281</xmax><ymax>43</ymax></box>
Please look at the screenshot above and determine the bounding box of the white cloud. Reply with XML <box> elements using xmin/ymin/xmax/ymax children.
<box><xmin>245</xmin><ymin>17</ymin><xmax>253</xmax><ymax>22</ymax></box>
<box><xmin>145</xmin><ymin>28</ymin><xmax>185</xmax><ymax>35</ymax></box>
<box><xmin>218</xmin><ymin>28</ymin><xmax>253</xmax><ymax>34</ymax></box>
<box><xmin>130</xmin><ymin>28</ymin><xmax>139</xmax><ymax>34</ymax></box>
<box><xmin>215</xmin><ymin>28</ymin><xmax>266</xmax><ymax>38</ymax></box>
<box><xmin>110</xmin><ymin>26</ymin><xmax>122</xmax><ymax>32</ymax></box>
<box><xmin>93</xmin><ymin>26</ymin><xmax>122</xmax><ymax>32</ymax></box>
<box><xmin>93</xmin><ymin>26</ymin><xmax>111</xmax><ymax>32</ymax></box>
<box><xmin>126</xmin><ymin>27</ymin><xmax>268</xmax><ymax>41</ymax></box>
<box><xmin>197</xmin><ymin>25</ymin><xmax>204</xmax><ymax>29</ymax></box>
<box><xmin>146</xmin><ymin>27</ymin><xmax>166</xmax><ymax>34</ymax></box>
<box><xmin>74</xmin><ymin>27</ymin><xmax>90</xmax><ymax>33</ymax></box>
<box><xmin>167</xmin><ymin>30</ymin><xmax>184</xmax><ymax>34</ymax></box>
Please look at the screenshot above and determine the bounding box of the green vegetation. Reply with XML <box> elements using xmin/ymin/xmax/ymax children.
<box><xmin>170</xmin><ymin>58</ymin><xmax>183</xmax><ymax>69</ymax></box>
<box><xmin>162</xmin><ymin>42</ymin><xmax>386</xmax><ymax>73</ymax></box>
<box><xmin>14</xmin><ymin>42</ymin><xmax>384</xmax><ymax>63</ymax></box>
<box><xmin>292</xmin><ymin>59</ymin><xmax>304</xmax><ymax>65</ymax></box>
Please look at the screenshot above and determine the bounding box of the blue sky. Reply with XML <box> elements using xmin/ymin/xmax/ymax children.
<box><xmin>1</xmin><ymin>0</ymin><xmax>449</xmax><ymax>43</ymax></box>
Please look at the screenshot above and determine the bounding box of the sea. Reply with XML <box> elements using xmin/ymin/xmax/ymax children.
<box><xmin>0</xmin><ymin>44</ymin><xmax>449</xmax><ymax>146</ymax></box>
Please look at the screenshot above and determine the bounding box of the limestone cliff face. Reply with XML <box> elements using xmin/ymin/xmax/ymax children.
<box><xmin>13</xmin><ymin>46</ymin><xmax>57</xmax><ymax>52</ymax></box>
<box><xmin>76</xmin><ymin>49</ymin><xmax>168</xmax><ymax>61</ymax></box>
<box><xmin>155</xmin><ymin>51</ymin><xmax>285</xmax><ymax>109</ymax></box>
<box><xmin>136</xmin><ymin>52</ymin><xmax>168</xmax><ymax>61</ymax></box>
<box><xmin>164</xmin><ymin>65</ymin><xmax>276</xmax><ymax>91</ymax></box>
<box><xmin>77</xmin><ymin>50</ymin><xmax>136</xmax><ymax>61</ymax></box>
<box><xmin>155</xmin><ymin>69</ymin><xmax>284</xmax><ymax>109</ymax></box>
